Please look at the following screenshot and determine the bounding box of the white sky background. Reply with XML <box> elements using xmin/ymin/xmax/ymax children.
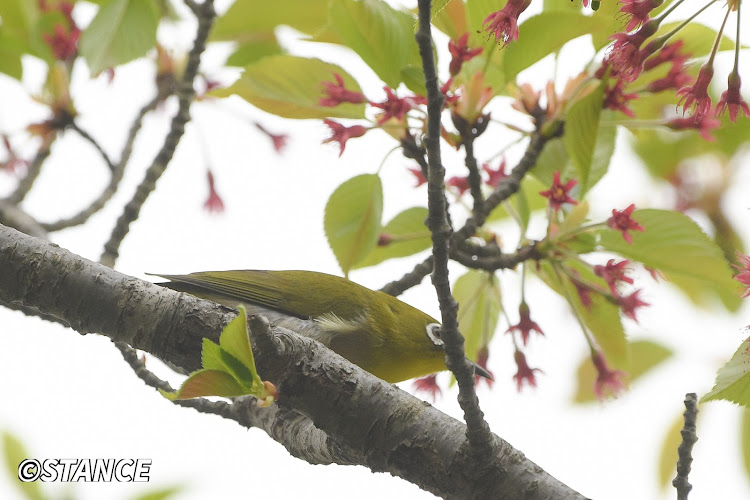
<box><xmin>1</xmin><ymin>0</ymin><xmax>749</xmax><ymax>499</ymax></box>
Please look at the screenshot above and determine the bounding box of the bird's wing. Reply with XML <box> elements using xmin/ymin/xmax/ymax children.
<box><xmin>151</xmin><ymin>270</ymin><xmax>370</xmax><ymax>322</ymax></box>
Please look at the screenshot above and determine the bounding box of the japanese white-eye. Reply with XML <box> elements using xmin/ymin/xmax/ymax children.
<box><xmin>155</xmin><ymin>270</ymin><xmax>491</xmax><ymax>383</ymax></box>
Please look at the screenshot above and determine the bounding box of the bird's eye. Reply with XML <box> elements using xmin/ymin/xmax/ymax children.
<box><xmin>426</xmin><ymin>323</ymin><xmax>443</xmax><ymax>347</ymax></box>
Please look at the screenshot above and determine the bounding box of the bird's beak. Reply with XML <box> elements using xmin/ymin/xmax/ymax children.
<box><xmin>470</xmin><ymin>359</ymin><xmax>493</xmax><ymax>380</ymax></box>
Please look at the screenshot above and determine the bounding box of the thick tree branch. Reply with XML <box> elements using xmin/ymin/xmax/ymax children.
<box><xmin>0</xmin><ymin>223</ymin><xmax>586</xmax><ymax>500</ymax></box>
<box><xmin>100</xmin><ymin>0</ymin><xmax>215</xmax><ymax>267</ymax></box>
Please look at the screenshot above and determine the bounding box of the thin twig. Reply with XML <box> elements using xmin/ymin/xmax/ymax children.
<box><xmin>42</xmin><ymin>95</ymin><xmax>162</xmax><ymax>232</ymax></box>
<box><xmin>3</xmin><ymin>141</ymin><xmax>53</xmax><ymax>205</ymax></box>
<box><xmin>379</xmin><ymin>256</ymin><xmax>433</xmax><ymax>296</ymax></box>
<box><xmin>451</xmin><ymin>242</ymin><xmax>539</xmax><ymax>270</ymax></box>
<box><xmin>381</xmin><ymin>128</ymin><xmax>548</xmax><ymax>294</ymax></box>
<box><xmin>461</xmin><ymin>132</ymin><xmax>484</xmax><ymax>214</ymax></box>
<box><xmin>99</xmin><ymin>0</ymin><xmax>216</xmax><ymax>267</ymax></box>
<box><xmin>672</xmin><ymin>393</ymin><xmax>699</xmax><ymax>500</ymax></box>
<box><xmin>115</xmin><ymin>341</ymin><xmax>237</xmax><ymax>417</ymax></box>
<box><xmin>68</xmin><ymin>121</ymin><xmax>116</xmax><ymax>171</ymax></box>
<box><xmin>415</xmin><ymin>0</ymin><xmax>493</xmax><ymax>459</ymax></box>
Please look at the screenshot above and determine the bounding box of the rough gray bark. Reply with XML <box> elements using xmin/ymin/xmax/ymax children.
<box><xmin>0</xmin><ymin>223</ymin><xmax>588</xmax><ymax>499</ymax></box>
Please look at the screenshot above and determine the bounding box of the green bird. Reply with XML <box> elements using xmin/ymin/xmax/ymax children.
<box><xmin>154</xmin><ymin>270</ymin><xmax>492</xmax><ymax>383</ymax></box>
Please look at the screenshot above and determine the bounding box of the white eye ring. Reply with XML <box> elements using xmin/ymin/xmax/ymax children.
<box><xmin>426</xmin><ymin>323</ymin><xmax>443</xmax><ymax>347</ymax></box>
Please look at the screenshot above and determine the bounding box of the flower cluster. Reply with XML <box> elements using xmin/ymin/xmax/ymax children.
<box><xmin>599</xmin><ymin>0</ymin><xmax>748</xmax><ymax>125</ymax></box>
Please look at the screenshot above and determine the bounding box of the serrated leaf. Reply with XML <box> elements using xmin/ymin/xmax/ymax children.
<box><xmin>503</xmin><ymin>12</ymin><xmax>601</xmax><ymax>81</ymax></box>
<box><xmin>213</xmin><ymin>55</ymin><xmax>366</xmax><ymax>119</ymax></box>
<box><xmin>564</xmin><ymin>80</ymin><xmax>605</xmax><ymax>194</ymax></box>
<box><xmin>658</xmin><ymin>411</ymin><xmax>688</xmax><ymax>488</ymax></box>
<box><xmin>599</xmin><ymin>209</ymin><xmax>742</xmax><ymax>310</ymax></box>
<box><xmin>163</xmin><ymin>307</ymin><xmax>275</xmax><ymax>404</ymax></box>
<box><xmin>432</xmin><ymin>0</ymin><xmax>468</xmax><ymax>39</ymax></box>
<box><xmin>78</xmin><ymin>0</ymin><xmax>159</xmax><ymax>75</ymax></box>
<box><xmin>431</xmin><ymin>0</ymin><xmax>452</xmax><ymax>19</ymax></box>
<box><xmin>587</xmin><ymin>111</ymin><xmax>617</xmax><ymax>191</ymax></box>
<box><xmin>573</xmin><ymin>339</ymin><xmax>672</xmax><ymax>403</ymax></box>
<box><xmin>218</xmin><ymin>307</ymin><xmax>257</xmax><ymax>380</ymax></box>
<box><xmin>211</xmin><ymin>0</ymin><xmax>329</xmax><ymax>41</ymax></box>
<box><xmin>453</xmin><ymin>270</ymin><xmax>502</xmax><ymax>359</ymax></box>
<box><xmin>325</xmin><ymin>174</ymin><xmax>383</xmax><ymax>277</ymax></box>
<box><xmin>353</xmin><ymin>206</ymin><xmax>431</xmax><ymax>269</ymax></box>
<box><xmin>327</xmin><ymin>0</ymin><xmax>423</xmax><ymax>93</ymax></box>
<box><xmin>200</xmin><ymin>338</ymin><xmax>224</xmax><ymax>371</ymax></box>
<box><xmin>3</xmin><ymin>432</ymin><xmax>46</xmax><ymax>500</ymax></box>
<box><xmin>162</xmin><ymin>369</ymin><xmax>247</xmax><ymax>400</ymax></box>
<box><xmin>538</xmin><ymin>260</ymin><xmax>628</xmax><ymax>369</ymax></box>
<box><xmin>701</xmin><ymin>339</ymin><xmax>750</xmax><ymax>408</ymax></box>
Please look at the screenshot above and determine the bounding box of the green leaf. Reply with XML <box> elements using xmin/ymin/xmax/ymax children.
<box><xmin>573</xmin><ymin>339</ymin><xmax>672</xmax><ymax>403</ymax></box>
<box><xmin>701</xmin><ymin>338</ymin><xmax>750</xmax><ymax>408</ymax></box>
<box><xmin>210</xmin><ymin>0</ymin><xmax>329</xmax><ymax>40</ymax></box>
<box><xmin>564</xmin><ymin>80</ymin><xmax>605</xmax><ymax>194</ymax></box>
<box><xmin>200</xmin><ymin>338</ymin><xmax>224</xmax><ymax>371</ymax></box>
<box><xmin>538</xmin><ymin>260</ymin><xmax>628</xmax><ymax>369</ymax></box>
<box><xmin>213</xmin><ymin>55</ymin><xmax>366</xmax><ymax>119</ymax></box>
<box><xmin>161</xmin><ymin>369</ymin><xmax>247</xmax><ymax>400</ymax></box>
<box><xmin>163</xmin><ymin>306</ymin><xmax>276</xmax><ymax>404</ymax></box>
<box><xmin>598</xmin><ymin>209</ymin><xmax>742</xmax><ymax>310</ymax></box>
<box><xmin>78</xmin><ymin>0</ymin><xmax>159</xmax><ymax>75</ymax></box>
<box><xmin>532</xmin><ymin>136</ymin><xmax>571</xmax><ymax>187</ymax></box>
<box><xmin>465</xmin><ymin>0</ymin><xmax>498</xmax><ymax>42</ymax></box>
<box><xmin>654</xmin><ymin>22</ymin><xmax>737</xmax><ymax>58</ymax></box>
<box><xmin>218</xmin><ymin>306</ymin><xmax>258</xmax><ymax>380</ymax></box>
<box><xmin>325</xmin><ymin>174</ymin><xmax>384</xmax><ymax>277</ymax></box>
<box><xmin>453</xmin><ymin>270</ymin><xmax>502</xmax><ymax>359</ymax></box>
<box><xmin>589</xmin><ymin>0</ymin><xmax>624</xmax><ymax>50</ymax></box>
<box><xmin>326</xmin><ymin>0</ymin><xmax>424</xmax><ymax>93</ymax></box>
<box><xmin>225</xmin><ymin>35</ymin><xmax>283</xmax><ymax>67</ymax></box>
<box><xmin>432</xmin><ymin>0</ymin><xmax>468</xmax><ymax>39</ymax></box>
<box><xmin>587</xmin><ymin>111</ymin><xmax>617</xmax><ymax>191</ymax></box>
<box><xmin>0</xmin><ymin>0</ymin><xmax>39</xmax><ymax>47</ymax></box>
<box><xmin>0</xmin><ymin>30</ymin><xmax>25</xmax><ymax>79</ymax></box>
<box><xmin>630</xmin><ymin>129</ymin><xmax>704</xmax><ymax>179</ymax></box>
<box><xmin>503</xmin><ymin>12</ymin><xmax>601</xmax><ymax>81</ymax></box>
<box><xmin>658</xmin><ymin>411</ymin><xmax>688</xmax><ymax>488</ymax></box>
<box><xmin>353</xmin><ymin>207</ymin><xmax>431</xmax><ymax>269</ymax></box>
<box><xmin>3</xmin><ymin>432</ymin><xmax>46</xmax><ymax>500</ymax></box>
<box><xmin>558</xmin><ymin>200</ymin><xmax>590</xmax><ymax>235</ymax></box>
